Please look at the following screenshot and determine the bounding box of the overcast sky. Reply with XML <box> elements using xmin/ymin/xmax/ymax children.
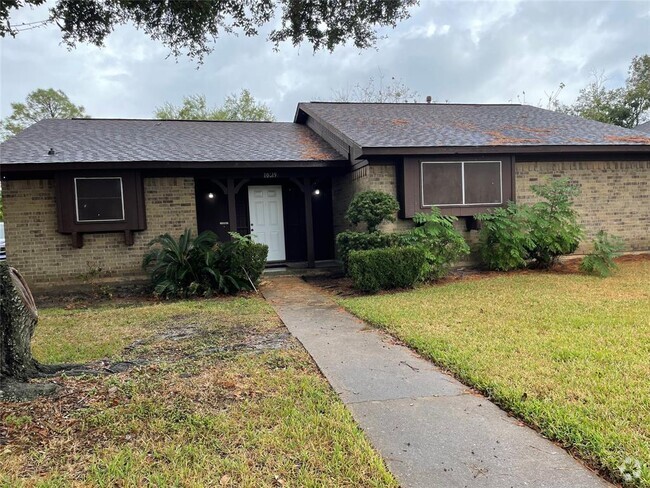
<box><xmin>1</xmin><ymin>0</ymin><xmax>648</xmax><ymax>122</ymax></box>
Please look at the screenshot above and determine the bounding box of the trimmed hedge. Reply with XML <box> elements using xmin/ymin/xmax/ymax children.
<box><xmin>348</xmin><ymin>246</ymin><xmax>426</xmax><ymax>292</ymax></box>
<box><xmin>336</xmin><ymin>231</ymin><xmax>404</xmax><ymax>270</ymax></box>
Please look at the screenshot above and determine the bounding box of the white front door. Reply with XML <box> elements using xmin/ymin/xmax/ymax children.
<box><xmin>248</xmin><ymin>185</ymin><xmax>286</xmax><ymax>261</ymax></box>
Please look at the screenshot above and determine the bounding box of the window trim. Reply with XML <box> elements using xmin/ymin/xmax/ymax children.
<box><xmin>55</xmin><ymin>171</ymin><xmax>147</xmax><ymax>248</ymax></box>
<box><xmin>74</xmin><ymin>177</ymin><xmax>126</xmax><ymax>223</ymax></box>
<box><xmin>420</xmin><ymin>160</ymin><xmax>503</xmax><ymax>207</ymax></box>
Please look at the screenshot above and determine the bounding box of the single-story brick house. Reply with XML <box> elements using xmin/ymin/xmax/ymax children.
<box><xmin>1</xmin><ymin>102</ymin><xmax>649</xmax><ymax>287</ymax></box>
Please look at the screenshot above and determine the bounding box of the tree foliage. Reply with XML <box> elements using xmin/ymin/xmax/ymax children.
<box><xmin>1</xmin><ymin>0</ymin><xmax>417</xmax><ymax>61</ymax></box>
<box><xmin>1</xmin><ymin>88</ymin><xmax>87</xmax><ymax>138</ymax></box>
<box><xmin>332</xmin><ymin>69</ymin><xmax>419</xmax><ymax>103</ymax></box>
<box><xmin>563</xmin><ymin>55</ymin><xmax>650</xmax><ymax>128</ymax></box>
<box><xmin>155</xmin><ymin>90</ymin><xmax>275</xmax><ymax>121</ymax></box>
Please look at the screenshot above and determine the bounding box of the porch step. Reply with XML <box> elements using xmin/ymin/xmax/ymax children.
<box><xmin>263</xmin><ymin>260</ymin><xmax>342</xmax><ymax>277</ymax></box>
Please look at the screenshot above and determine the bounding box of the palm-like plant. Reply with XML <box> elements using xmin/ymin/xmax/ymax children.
<box><xmin>142</xmin><ymin>229</ymin><xmax>268</xmax><ymax>298</ymax></box>
<box><xmin>142</xmin><ymin>229</ymin><xmax>219</xmax><ymax>297</ymax></box>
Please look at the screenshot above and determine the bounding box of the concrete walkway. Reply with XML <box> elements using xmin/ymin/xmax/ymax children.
<box><xmin>263</xmin><ymin>277</ymin><xmax>610</xmax><ymax>488</ymax></box>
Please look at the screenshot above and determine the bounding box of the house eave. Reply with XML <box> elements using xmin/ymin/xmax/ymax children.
<box><xmin>358</xmin><ymin>144</ymin><xmax>650</xmax><ymax>158</ymax></box>
<box><xmin>0</xmin><ymin>159</ymin><xmax>348</xmax><ymax>175</ymax></box>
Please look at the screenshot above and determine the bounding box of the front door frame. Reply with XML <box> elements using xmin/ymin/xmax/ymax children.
<box><xmin>204</xmin><ymin>175</ymin><xmax>327</xmax><ymax>268</ymax></box>
<box><xmin>248</xmin><ymin>185</ymin><xmax>287</xmax><ymax>262</ymax></box>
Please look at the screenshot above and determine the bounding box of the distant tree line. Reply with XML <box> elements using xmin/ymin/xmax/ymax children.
<box><xmin>1</xmin><ymin>55</ymin><xmax>648</xmax><ymax>141</ymax></box>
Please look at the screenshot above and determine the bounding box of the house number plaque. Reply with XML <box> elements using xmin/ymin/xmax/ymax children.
<box><xmin>263</xmin><ymin>172</ymin><xmax>278</xmax><ymax>179</ymax></box>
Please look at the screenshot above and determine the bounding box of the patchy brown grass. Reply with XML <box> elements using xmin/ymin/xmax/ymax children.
<box><xmin>1</xmin><ymin>297</ymin><xmax>397</xmax><ymax>487</ymax></box>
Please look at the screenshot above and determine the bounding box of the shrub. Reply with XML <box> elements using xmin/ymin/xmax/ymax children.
<box><xmin>348</xmin><ymin>246</ymin><xmax>426</xmax><ymax>293</ymax></box>
<box><xmin>336</xmin><ymin>231</ymin><xmax>402</xmax><ymax>270</ymax></box>
<box><xmin>476</xmin><ymin>179</ymin><xmax>583</xmax><ymax>271</ymax></box>
<box><xmin>142</xmin><ymin>229</ymin><xmax>268</xmax><ymax>297</ymax></box>
<box><xmin>580</xmin><ymin>231</ymin><xmax>624</xmax><ymax>277</ymax></box>
<box><xmin>216</xmin><ymin>232</ymin><xmax>269</xmax><ymax>292</ymax></box>
<box><xmin>142</xmin><ymin>229</ymin><xmax>219</xmax><ymax>297</ymax></box>
<box><xmin>401</xmin><ymin>208</ymin><xmax>470</xmax><ymax>280</ymax></box>
<box><xmin>346</xmin><ymin>191</ymin><xmax>400</xmax><ymax>232</ymax></box>
<box><xmin>527</xmin><ymin>178</ymin><xmax>583</xmax><ymax>268</ymax></box>
<box><xmin>477</xmin><ymin>204</ymin><xmax>533</xmax><ymax>271</ymax></box>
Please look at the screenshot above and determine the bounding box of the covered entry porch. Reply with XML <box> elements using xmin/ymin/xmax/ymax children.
<box><xmin>195</xmin><ymin>170</ymin><xmax>338</xmax><ymax>268</ymax></box>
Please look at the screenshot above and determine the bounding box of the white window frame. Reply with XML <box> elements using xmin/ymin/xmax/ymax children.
<box><xmin>420</xmin><ymin>160</ymin><xmax>503</xmax><ymax>207</ymax></box>
<box><xmin>74</xmin><ymin>177</ymin><xmax>126</xmax><ymax>222</ymax></box>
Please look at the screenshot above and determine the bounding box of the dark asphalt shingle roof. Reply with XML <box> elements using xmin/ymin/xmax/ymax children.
<box><xmin>0</xmin><ymin>119</ymin><xmax>345</xmax><ymax>164</ymax></box>
<box><xmin>298</xmin><ymin>102</ymin><xmax>650</xmax><ymax>148</ymax></box>
<box><xmin>635</xmin><ymin>121</ymin><xmax>650</xmax><ymax>133</ymax></box>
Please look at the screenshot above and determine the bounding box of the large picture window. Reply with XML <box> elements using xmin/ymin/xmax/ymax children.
<box><xmin>75</xmin><ymin>177</ymin><xmax>125</xmax><ymax>222</ymax></box>
<box><xmin>421</xmin><ymin>161</ymin><xmax>502</xmax><ymax>206</ymax></box>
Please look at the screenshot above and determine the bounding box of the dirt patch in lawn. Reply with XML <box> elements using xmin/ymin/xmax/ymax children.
<box><xmin>2</xmin><ymin>297</ymin><xmax>397</xmax><ymax>487</ymax></box>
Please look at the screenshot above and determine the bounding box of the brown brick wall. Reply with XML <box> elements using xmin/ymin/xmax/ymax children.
<box><xmin>3</xmin><ymin>177</ymin><xmax>197</xmax><ymax>286</ymax></box>
<box><xmin>332</xmin><ymin>164</ymin><xmax>413</xmax><ymax>235</ymax></box>
<box><xmin>515</xmin><ymin>161</ymin><xmax>650</xmax><ymax>252</ymax></box>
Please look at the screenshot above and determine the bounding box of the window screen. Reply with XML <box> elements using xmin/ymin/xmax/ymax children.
<box><xmin>421</xmin><ymin>163</ymin><xmax>463</xmax><ymax>205</ymax></box>
<box><xmin>75</xmin><ymin>178</ymin><xmax>125</xmax><ymax>222</ymax></box>
<box><xmin>464</xmin><ymin>162</ymin><xmax>501</xmax><ymax>204</ymax></box>
<box><xmin>421</xmin><ymin>161</ymin><xmax>502</xmax><ymax>206</ymax></box>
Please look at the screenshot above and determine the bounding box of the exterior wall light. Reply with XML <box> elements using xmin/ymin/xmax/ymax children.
<box><xmin>313</xmin><ymin>189</ymin><xmax>321</xmax><ymax>196</ymax></box>
<box><xmin>208</xmin><ymin>192</ymin><xmax>215</xmax><ymax>199</ymax></box>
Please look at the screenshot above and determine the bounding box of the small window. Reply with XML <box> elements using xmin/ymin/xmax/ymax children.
<box><xmin>75</xmin><ymin>177</ymin><xmax>125</xmax><ymax>222</ymax></box>
<box><xmin>422</xmin><ymin>161</ymin><xmax>502</xmax><ymax>206</ymax></box>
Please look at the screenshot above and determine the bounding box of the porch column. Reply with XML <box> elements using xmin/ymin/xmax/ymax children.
<box><xmin>304</xmin><ymin>177</ymin><xmax>315</xmax><ymax>268</ymax></box>
<box><xmin>227</xmin><ymin>177</ymin><xmax>237</xmax><ymax>234</ymax></box>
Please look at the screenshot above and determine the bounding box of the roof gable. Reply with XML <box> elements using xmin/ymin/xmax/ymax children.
<box><xmin>296</xmin><ymin>102</ymin><xmax>650</xmax><ymax>156</ymax></box>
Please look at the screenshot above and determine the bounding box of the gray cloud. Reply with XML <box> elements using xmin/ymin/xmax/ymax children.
<box><xmin>1</xmin><ymin>0</ymin><xmax>648</xmax><ymax>122</ymax></box>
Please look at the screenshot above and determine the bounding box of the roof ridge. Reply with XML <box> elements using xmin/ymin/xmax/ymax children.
<box><xmin>302</xmin><ymin>101</ymin><xmax>523</xmax><ymax>106</ymax></box>
<box><xmin>67</xmin><ymin>118</ymin><xmax>280</xmax><ymax>123</ymax></box>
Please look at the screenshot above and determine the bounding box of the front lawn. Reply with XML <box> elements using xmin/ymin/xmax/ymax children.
<box><xmin>1</xmin><ymin>297</ymin><xmax>397</xmax><ymax>487</ymax></box>
<box><xmin>339</xmin><ymin>258</ymin><xmax>650</xmax><ymax>486</ymax></box>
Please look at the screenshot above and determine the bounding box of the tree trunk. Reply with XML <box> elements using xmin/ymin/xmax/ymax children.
<box><xmin>0</xmin><ymin>263</ymin><xmax>61</xmax><ymax>400</ymax></box>
<box><xmin>1</xmin><ymin>264</ymin><xmax>137</xmax><ymax>401</ymax></box>
<box><xmin>0</xmin><ymin>263</ymin><xmax>40</xmax><ymax>381</ymax></box>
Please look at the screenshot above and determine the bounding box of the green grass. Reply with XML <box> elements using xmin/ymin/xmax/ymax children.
<box><xmin>2</xmin><ymin>297</ymin><xmax>397</xmax><ymax>487</ymax></box>
<box><xmin>32</xmin><ymin>298</ymin><xmax>275</xmax><ymax>364</ymax></box>
<box><xmin>340</xmin><ymin>260</ymin><xmax>650</xmax><ymax>486</ymax></box>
